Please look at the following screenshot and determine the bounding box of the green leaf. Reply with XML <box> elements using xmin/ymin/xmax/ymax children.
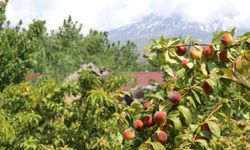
<box><xmin>207</xmin><ymin>121</ymin><xmax>221</xmax><ymax>137</ymax></box>
<box><xmin>144</xmin><ymin>90</ymin><xmax>165</xmax><ymax>101</ymax></box>
<box><xmin>186</xmin><ymin>96</ymin><xmax>197</xmax><ymax>108</ymax></box>
<box><xmin>184</xmin><ymin>35</ymin><xmax>191</xmax><ymax>44</ymax></box>
<box><xmin>195</xmin><ymin>139</ymin><xmax>208</xmax><ymax>149</ymax></box>
<box><xmin>166</xmin><ymin>39</ymin><xmax>180</xmax><ymax>47</ymax></box>
<box><xmin>151</xmin><ymin>142</ymin><xmax>166</xmax><ymax>150</ymax></box>
<box><xmin>186</xmin><ymin>62</ymin><xmax>194</xmax><ymax>69</ymax></box>
<box><xmin>205</xmin><ymin>77</ymin><xmax>218</xmax><ymax>90</ymax></box>
<box><xmin>190</xmin><ymin>124</ymin><xmax>199</xmax><ymax>133</ymax></box>
<box><xmin>219</xmin><ymin>68</ymin><xmax>233</xmax><ymax>79</ymax></box>
<box><xmin>175</xmin><ymin>134</ymin><xmax>192</xmax><ymax>146</ymax></box>
<box><xmin>200</xmin><ymin>130</ymin><xmax>212</xmax><ymax>140</ymax></box>
<box><xmin>155</xmin><ymin>90</ymin><xmax>165</xmax><ymax>101</ymax></box>
<box><xmin>178</xmin><ymin>106</ymin><xmax>192</xmax><ymax>125</ymax></box>
<box><xmin>168</xmin><ymin>110</ymin><xmax>180</xmax><ymax>117</ymax></box>
<box><xmin>170</xmin><ymin>117</ymin><xmax>182</xmax><ymax>130</ymax></box>
<box><xmin>163</xmin><ymin>65</ymin><xmax>175</xmax><ymax>77</ymax></box>
<box><xmin>138</xmin><ymin>143</ymin><xmax>152</xmax><ymax>150</ymax></box>
<box><xmin>176</xmin><ymin>68</ymin><xmax>186</xmax><ymax>79</ymax></box>
<box><xmin>165</xmin><ymin>52</ymin><xmax>178</xmax><ymax>64</ymax></box>
<box><xmin>129</xmin><ymin>100</ymin><xmax>143</xmax><ymax>113</ymax></box>
<box><xmin>191</xmin><ymin>90</ymin><xmax>201</xmax><ymax>104</ymax></box>
<box><xmin>201</xmin><ymin>64</ymin><xmax>208</xmax><ymax>75</ymax></box>
<box><xmin>159</xmin><ymin>100</ymin><xmax>173</xmax><ymax>112</ymax></box>
<box><xmin>168</xmin><ymin>110</ymin><xmax>181</xmax><ymax>129</ymax></box>
<box><xmin>168</xmin><ymin>113</ymin><xmax>182</xmax><ymax>130</ymax></box>
<box><xmin>231</xmin><ymin>27</ymin><xmax>236</xmax><ymax>36</ymax></box>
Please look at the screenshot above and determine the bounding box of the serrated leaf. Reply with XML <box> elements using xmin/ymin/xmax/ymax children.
<box><xmin>207</xmin><ymin>121</ymin><xmax>221</xmax><ymax>137</ymax></box>
<box><xmin>178</xmin><ymin>106</ymin><xmax>192</xmax><ymax>125</ymax></box>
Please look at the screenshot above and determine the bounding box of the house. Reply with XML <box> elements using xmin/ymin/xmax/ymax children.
<box><xmin>123</xmin><ymin>72</ymin><xmax>165</xmax><ymax>91</ymax></box>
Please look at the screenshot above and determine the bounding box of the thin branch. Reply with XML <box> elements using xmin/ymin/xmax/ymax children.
<box><xmin>220</xmin><ymin>77</ymin><xmax>250</xmax><ymax>90</ymax></box>
<box><xmin>182</xmin><ymin>89</ymin><xmax>191</xmax><ymax>98</ymax></box>
<box><xmin>206</xmin><ymin>103</ymin><xmax>223</xmax><ymax>120</ymax></box>
<box><xmin>192</xmin><ymin>103</ymin><xmax>223</xmax><ymax>142</ymax></box>
<box><xmin>167</xmin><ymin>43</ymin><xmax>212</xmax><ymax>48</ymax></box>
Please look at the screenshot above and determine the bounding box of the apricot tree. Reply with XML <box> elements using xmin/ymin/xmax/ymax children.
<box><xmin>122</xmin><ymin>29</ymin><xmax>250</xmax><ymax>149</ymax></box>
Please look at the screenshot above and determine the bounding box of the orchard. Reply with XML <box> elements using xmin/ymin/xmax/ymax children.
<box><xmin>0</xmin><ymin>1</ymin><xmax>249</xmax><ymax>149</ymax></box>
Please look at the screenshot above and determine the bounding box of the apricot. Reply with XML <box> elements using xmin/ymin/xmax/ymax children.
<box><xmin>168</xmin><ymin>91</ymin><xmax>182</xmax><ymax>105</ymax></box>
<box><xmin>154</xmin><ymin>111</ymin><xmax>166</xmax><ymax>126</ymax></box>
<box><xmin>123</xmin><ymin>130</ymin><xmax>135</xmax><ymax>140</ymax></box>
<box><xmin>176</xmin><ymin>44</ymin><xmax>187</xmax><ymax>56</ymax></box>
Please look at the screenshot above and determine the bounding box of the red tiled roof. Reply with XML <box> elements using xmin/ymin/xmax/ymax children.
<box><xmin>25</xmin><ymin>72</ymin><xmax>40</xmax><ymax>81</ymax></box>
<box><xmin>123</xmin><ymin>72</ymin><xmax>164</xmax><ymax>91</ymax></box>
<box><xmin>136</xmin><ymin>72</ymin><xmax>164</xmax><ymax>85</ymax></box>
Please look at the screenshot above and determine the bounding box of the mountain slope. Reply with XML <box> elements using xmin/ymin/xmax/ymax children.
<box><xmin>108</xmin><ymin>13</ymin><xmax>240</xmax><ymax>51</ymax></box>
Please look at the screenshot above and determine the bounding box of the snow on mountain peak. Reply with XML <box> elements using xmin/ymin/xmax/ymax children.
<box><xmin>108</xmin><ymin>13</ymin><xmax>241</xmax><ymax>50</ymax></box>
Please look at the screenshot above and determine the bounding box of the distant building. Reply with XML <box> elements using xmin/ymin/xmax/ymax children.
<box><xmin>123</xmin><ymin>72</ymin><xmax>164</xmax><ymax>91</ymax></box>
<box><xmin>136</xmin><ymin>72</ymin><xmax>164</xmax><ymax>85</ymax></box>
<box><xmin>25</xmin><ymin>72</ymin><xmax>40</xmax><ymax>81</ymax></box>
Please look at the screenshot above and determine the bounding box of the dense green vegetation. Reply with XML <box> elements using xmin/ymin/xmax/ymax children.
<box><xmin>122</xmin><ymin>30</ymin><xmax>250</xmax><ymax>149</ymax></box>
<box><xmin>0</xmin><ymin>71</ymin><xmax>130</xmax><ymax>149</ymax></box>
<box><xmin>0</xmin><ymin>1</ymin><xmax>249</xmax><ymax>150</ymax></box>
<box><xmin>32</xmin><ymin>16</ymin><xmax>147</xmax><ymax>81</ymax></box>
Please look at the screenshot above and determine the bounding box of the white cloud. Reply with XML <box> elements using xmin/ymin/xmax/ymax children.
<box><xmin>5</xmin><ymin>0</ymin><xmax>250</xmax><ymax>31</ymax></box>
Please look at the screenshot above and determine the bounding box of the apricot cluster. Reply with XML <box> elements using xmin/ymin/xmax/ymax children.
<box><xmin>123</xmin><ymin>106</ymin><xmax>168</xmax><ymax>145</ymax></box>
<box><xmin>122</xmin><ymin>91</ymin><xmax>184</xmax><ymax>144</ymax></box>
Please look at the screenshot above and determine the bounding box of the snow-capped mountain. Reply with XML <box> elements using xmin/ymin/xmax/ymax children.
<box><xmin>108</xmin><ymin>12</ymin><xmax>244</xmax><ymax>51</ymax></box>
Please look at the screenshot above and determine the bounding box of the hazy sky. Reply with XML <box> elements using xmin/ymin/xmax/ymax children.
<box><xmin>6</xmin><ymin>0</ymin><xmax>250</xmax><ymax>31</ymax></box>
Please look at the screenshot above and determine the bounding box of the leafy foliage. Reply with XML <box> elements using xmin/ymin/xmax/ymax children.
<box><xmin>122</xmin><ymin>29</ymin><xmax>250</xmax><ymax>149</ymax></box>
<box><xmin>0</xmin><ymin>1</ymin><xmax>249</xmax><ymax>150</ymax></box>
<box><xmin>0</xmin><ymin>71</ymin><xmax>129</xmax><ymax>149</ymax></box>
<box><xmin>0</xmin><ymin>18</ymin><xmax>45</xmax><ymax>90</ymax></box>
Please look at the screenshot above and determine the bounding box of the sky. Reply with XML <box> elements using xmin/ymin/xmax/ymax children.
<box><xmin>5</xmin><ymin>0</ymin><xmax>250</xmax><ymax>32</ymax></box>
